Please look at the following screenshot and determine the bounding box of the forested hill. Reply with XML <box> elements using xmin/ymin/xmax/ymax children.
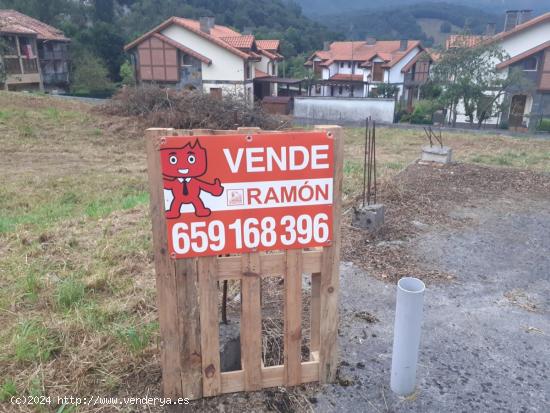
<box><xmin>297</xmin><ymin>0</ymin><xmax>550</xmax><ymax>16</ymax></box>
<box><xmin>313</xmin><ymin>2</ymin><xmax>499</xmax><ymax>46</ymax></box>
<box><xmin>0</xmin><ymin>0</ymin><xmax>340</xmax><ymax>83</ymax></box>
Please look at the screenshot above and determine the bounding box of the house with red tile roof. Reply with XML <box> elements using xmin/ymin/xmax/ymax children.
<box><xmin>304</xmin><ymin>38</ymin><xmax>430</xmax><ymax>105</ymax></box>
<box><xmin>0</xmin><ymin>9</ymin><xmax>70</xmax><ymax>92</ymax></box>
<box><xmin>124</xmin><ymin>16</ymin><xmax>283</xmax><ymax>104</ymax></box>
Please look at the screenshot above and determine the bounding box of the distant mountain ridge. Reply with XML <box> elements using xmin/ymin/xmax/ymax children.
<box><xmin>296</xmin><ymin>0</ymin><xmax>550</xmax><ymax>17</ymax></box>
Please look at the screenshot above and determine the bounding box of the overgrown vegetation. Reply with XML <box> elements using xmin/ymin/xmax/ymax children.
<box><xmin>100</xmin><ymin>84</ymin><xmax>285</xmax><ymax>129</ymax></box>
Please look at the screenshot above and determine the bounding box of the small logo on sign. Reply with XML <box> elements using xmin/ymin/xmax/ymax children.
<box><xmin>227</xmin><ymin>189</ymin><xmax>244</xmax><ymax>206</ymax></box>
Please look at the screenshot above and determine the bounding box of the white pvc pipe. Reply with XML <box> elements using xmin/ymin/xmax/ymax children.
<box><xmin>390</xmin><ymin>277</ymin><xmax>426</xmax><ymax>396</ymax></box>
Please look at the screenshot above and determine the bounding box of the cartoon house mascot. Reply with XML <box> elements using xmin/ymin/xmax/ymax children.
<box><xmin>161</xmin><ymin>140</ymin><xmax>224</xmax><ymax>218</ymax></box>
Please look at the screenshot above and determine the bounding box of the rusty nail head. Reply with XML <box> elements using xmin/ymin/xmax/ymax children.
<box><xmin>328</xmin><ymin>286</ymin><xmax>334</xmax><ymax>293</ymax></box>
<box><xmin>246</xmin><ymin>135</ymin><xmax>253</xmax><ymax>142</ymax></box>
<box><xmin>327</xmin><ymin>132</ymin><xmax>333</xmax><ymax>139</ymax></box>
<box><xmin>170</xmin><ymin>252</ymin><xmax>176</xmax><ymax>259</ymax></box>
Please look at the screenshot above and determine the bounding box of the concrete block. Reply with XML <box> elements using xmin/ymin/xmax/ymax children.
<box><xmin>352</xmin><ymin>204</ymin><xmax>385</xmax><ymax>232</ymax></box>
<box><xmin>421</xmin><ymin>145</ymin><xmax>452</xmax><ymax>164</ymax></box>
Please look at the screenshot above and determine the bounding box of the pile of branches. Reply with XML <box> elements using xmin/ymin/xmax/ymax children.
<box><xmin>99</xmin><ymin>84</ymin><xmax>285</xmax><ymax>130</ymax></box>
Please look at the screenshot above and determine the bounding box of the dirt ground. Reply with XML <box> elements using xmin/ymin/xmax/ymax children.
<box><xmin>317</xmin><ymin>162</ymin><xmax>550</xmax><ymax>412</ymax></box>
<box><xmin>1</xmin><ymin>92</ymin><xmax>550</xmax><ymax>412</ymax></box>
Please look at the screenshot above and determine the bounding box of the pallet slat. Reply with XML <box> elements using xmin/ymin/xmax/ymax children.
<box><xmin>240</xmin><ymin>253</ymin><xmax>263</xmax><ymax>391</ymax></box>
<box><xmin>146</xmin><ymin>128</ymin><xmax>189</xmax><ymax>398</ymax></box>
<box><xmin>284</xmin><ymin>249</ymin><xmax>303</xmax><ymax>386</ymax></box>
<box><xmin>216</xmin><ymin>250</ymin><xmax>322</xmax><ymax>280</ymax></box>
<box><xmin>220</xmin><ymin>361</ymin><xmax>319</xmax><ymax>394</ymax></box>
<box><xmin>315</xmin><ymin>125</ymin><xmax>343</xmax><ymax>383</ymax></box>
<box><xmin>198</xmin><ymin>256</ymin><xmax>222</xmax><ymax>396</ymax></box>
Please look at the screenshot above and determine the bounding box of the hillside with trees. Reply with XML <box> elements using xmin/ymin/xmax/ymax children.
<box><xmin>0</xmin><ymin>0</ymin><xmax>340</xmax><ymax>93</ymax></box>
<box><xmin>297</xmin><ymin>0</ymin><xmax>550</xmax><ymax>17</ymax></box>
<box><xmin>315</xmin><ymin>2</ymin><xmax>499</xmax><ymax>46</ymax></box>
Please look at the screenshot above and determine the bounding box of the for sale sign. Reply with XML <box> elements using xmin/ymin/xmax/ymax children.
<box><xmin>160</xmin><ymin>131</ymin><xmax>334</xmax><ymax>258</ymax></box>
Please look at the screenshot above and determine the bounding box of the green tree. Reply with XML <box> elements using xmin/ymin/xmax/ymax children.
<box><xmin>119</xmin><ymin>61</ymin><xmax>135</xmax><ymax>86</ymax></box>
<box><xmin>71</xmin><ymin>51</ymin><xmax>115</xmax><ymax>95</ymax></box>
<box><xmin>94</xmin><ymin>0</ymin><xmax>115</xmax><ymax>23</ymax></box>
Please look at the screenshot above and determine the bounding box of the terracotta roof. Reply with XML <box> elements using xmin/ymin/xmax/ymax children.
<box><xmin>125</xmin><ymin>17</ymin><xmax>254</xmax><ymax>61</ymax></box>
<box><xmin>172</xmin><ymin>17</ymin><xmax>241</xmax><ymax>38</ymax></box>
<box><xmin>254</xmin><ymin>68</ymin><xmax>271</xmax><ymax>78</ymax></box>
<box><xmin>329</xmin><ymin>74</ymin><xmax>364</xmax><ymax>81</ymax></box>
<box><xmin>220</xmin><ymin>35</ymin><xmax>255</xmax><ymax>49</ymax></box>
<box><xmin>152</xmin><ymin>33</ymin><xmax>211</xmax><ymax>65</ymax></box>
<box><xmin>124</xmin><ymin>17</ymin><xmax>285</xmax><ymax>62</ymax></box>
<box><xmin>256</xmin><ymin>39</ymin><xmax>280</xmax><ymax>51</ymax></box>
<box><xmin>307</xmin><ymin>40</ymin><xmax>422</xmax><ymax>69</ymax></box>
<box><xmin>496</xmin><ymin>40</ymin><xmax>550</xmax><ymax>69</ymax></box>
<box><xmin>258</xmin><ymin>48</ymin><xmax>283</xmax><ymax>61</ymax></box>
<box><xmin>0</xmin><ymin>9</ymin><xmax>69</xmax><ymax>41</ymax></box>
<box><xmin>445</xmin><ymin>34</ymin><xmax>486</xmax><ymax>49</ymax></box>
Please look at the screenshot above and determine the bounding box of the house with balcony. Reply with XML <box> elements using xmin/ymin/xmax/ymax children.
<box><xmin>124</xmin><ymin>16</ymin><xmax>283</xmax><ymax>105</ymax></box>
<box><xmin>0</xmin><ymin>10</ymin><xmax>70</xmax><ymax>92</ymax></box>
<box><xmin>304</xmin><ymin>39</ymin><xmax>430</xmax><ymax>105</ymax></box>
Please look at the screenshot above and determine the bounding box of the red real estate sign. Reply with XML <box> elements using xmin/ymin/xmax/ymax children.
<box><xmin>160</xmin><ymin>131</ymin><xmax>334</xmax><ymax>258</ymax></box>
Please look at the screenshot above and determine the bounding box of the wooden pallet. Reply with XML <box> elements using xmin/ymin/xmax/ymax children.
<box><xmin>145</xmin><ymin>126</ymin><xmax>343</xmax><ymax>399</ymax></box>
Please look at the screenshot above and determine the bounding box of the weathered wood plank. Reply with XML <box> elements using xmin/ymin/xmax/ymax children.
<box><xmin>284</xmin><ymin>249</ymin><xmax>303</xmax><ymax>386</ymax></box>
<box><xmin>174</xmin><ymin>258</ymin><xmax>202</xmax><ymax>399</ymax></box>
<box><xmin>146</xmin><ymin>128</ymin><xmax>186</xmax><ymax>398</ymax></box>
<box><xmin>220</xmin><ymin>362</ymin><xmax>319</xmax><ymax>394</ymax></box>
<box><xmin>240</xmin><ymin>253</ymin><xmax>263</xmax><ymax>391</ymax></box>
<box><xmin>221</xmin><ymin>370</ymin><xmax>245</xmax><ymax>393</ymax></box>
<box><xmin>198</xmin><ymin>256</ymin><xmax>222</xmax><ymax>397</ymax></box>
<box><xmin>314</xmin><ymin>125</ymin><xmax>343</xmax><ymax>383</ymax></box>
<box><xmin>216</xmin><ymin>250</ymin><xmax>322</xmax><ymax>280</ymax></box>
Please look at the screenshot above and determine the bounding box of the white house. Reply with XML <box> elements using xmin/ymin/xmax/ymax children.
<box><xmin>304</xmin><ymin>39</ymin><xmax>432</xmax><ymax>104</ymax></box>
<box><xmin>449</xmin><ymin>10</ymin><xmax>550</xmax><ymax>130</ymax></box>
<box><xmin>124</xmin><ymin>17</ymin><xmax>283</xmax><ymax>104</ymax></box>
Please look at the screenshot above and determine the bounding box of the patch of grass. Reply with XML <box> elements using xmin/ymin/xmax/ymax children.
<box><xmin>55</xmin><ymin>278</ymin><xmax>86</xmax><ymax>310</ymax></box>
<box><xmin>19</xmin><ymin>270</ymin><xmax>42</xmax><ymax>302</ymax></box>
<box><xmin>17</xmin><ymin>123</ymin><xmax>37</xmax><ymax>138</ymax></box>
<box><xmin>43</xmin><ymin>107</ymin><xmax>60</xmax><ymax>121</ymax></box>
<box><xmin>384</xmin><ymin>161</ymin><xmax>404</xmax><ymax>170</ymax></box>
<box><xmin>0</xmin><ymin>379</ymin><xmax>17</xmax><ymax>401</ymax></box>
<box><xmin>12</xmin><ymin>319</ymin><xmax>60</xmax><ymax>363</ymax></box>
<box><xmin>116</xmin><ymin>322</ymin><xmax>158</xmax><ymax>353</ymax></box>
<box><xmin>85</xmin><ymin>191</ymin><xmax>149</xmax><ymax>218</ymax></box>
<box><xmin>0</xmin><ymin>109</ymin><xmax>15</xmax><ymax>122</ymax></box>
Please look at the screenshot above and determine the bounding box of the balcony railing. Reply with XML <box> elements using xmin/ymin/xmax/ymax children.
<box><xmin>42</xmin><ymin>72</ymin><xmax>70</xmax><ymax>85</ymax></box>
<box><xmin>3</xmin><ymin>57</ymin><xmax>21</xmax><ymax>74</ymax></box>
<box><xmin>22</xmin><ymin>58</ymin><xmax>39</xmax><ymax>74</ymax></box>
